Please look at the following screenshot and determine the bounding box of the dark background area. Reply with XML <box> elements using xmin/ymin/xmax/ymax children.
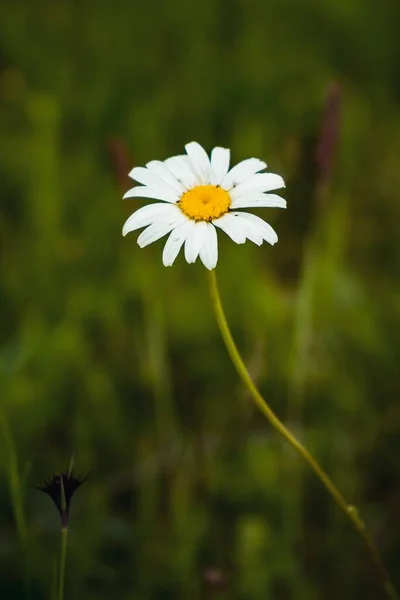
<box><xmin>1</xmin><ymin>0</ymin><xmax>400</xmax><ymax>598</ymax></box>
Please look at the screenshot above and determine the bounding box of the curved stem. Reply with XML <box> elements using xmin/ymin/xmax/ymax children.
<box><xmin>58</xmin><ymin>528</ymin><xmax>68</xmax><ymax>600</ymax></box>
<box><xmin>207</xmin><ymin>269</ymin><xmax>398</xmax><ymax>600</ymax></box>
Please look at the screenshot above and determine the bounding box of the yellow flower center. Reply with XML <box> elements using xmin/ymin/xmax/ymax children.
<box><xmin>178</xmin><ymin>185</ymin><xmax>231</xmax><ymax>221</ymax></box>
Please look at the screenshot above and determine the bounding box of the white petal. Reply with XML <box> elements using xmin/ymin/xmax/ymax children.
<box><xmin>199</xmin><ymin>223</ymin><xmax>218</xmax><ymax>270</ymax></box>
<box><xmin>231</xmin><ymin>214</ymin><xmax>264</xmax><ymax>246</ymax></box>
<box><xmin>146</xmin><ymin>160</ymin><xmax>186</xmax><ymax>194</ymax></box>
<box><xmin>164</xmin><ymin>155</ymin><xmax>197</xmax><ymax>189</ymax></box>
<box><xmin>184</xmin><ymin>220</ymin><xmax>208</xmax><ymax>263</ymax></box>
<box><xmin>212</xmin><ymin>213</ymin><xmax>247</xmax><ymax>244</ymax></box>
<box><xmin>123</xmin><ymin>185</ymin><xmax>178</xmax><ymax>203</ymax></box>
<box><xmin>240</xmin><ymin>227</ymin><xmax>263</xmax><ymax>246</ymax></box>
<box><xmin>162</xmin><ymin>220</ymin><xmax>196</xmax><ymax>267</ymax></box>
<box><xmin>213</xmin><ymin>213</ymin><xmax>263</xmax><ymax>246</ymax></box>
<box><xmin>123</xmin><ymin>203</ymin><xmax>178</xmax><ymax>236</ymax></box>
<box><xmin>137</xmin><ymin>211</ymin><xmax>188</xmax><ymax>248</ymax></box>
<box><xmin>129</xmin><ymin>166</ymin><xmax>179</xmax><ymax>196</ymax></box>
<box><xmin>128</xmin><ymin>166</ymin><xmax>159</xmax><ymax>186</ymax></box>
<box><xmin>232</xmin><ymin>211</ymin><xmax>278</xmax><ymax>245</ymax></box>
<box><xmin>185</xmin><ymin>142</ymin><xmax>211</xmax><ymax>185</ymax></box>
<box><xmin>222</xmin><ymin>158</ymin><xmax>267</xmax><ymax>189</ymax></box>
<box><xmin>210</xmin><ymin>147</ymin><xmax>230</xmax><ymax>185</ymax></box>
<box><xmin>229</xmin><ymin>173</ymin><xmax>285</xmax><ymax>200</ymax></box>
<box><xmin>230</xmin><ymin>193</ymin><xmax>287</xmax><ymax>210</ymax></box>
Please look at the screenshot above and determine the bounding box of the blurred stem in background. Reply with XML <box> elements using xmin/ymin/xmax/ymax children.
<box><xmin>207</xmin><ymin>269</ymin><xmax>399</xmax><ymax>600</ymax></box>
<box><xmin>0</xmin><ymin>414</ymin><xmax>28</xmax><ymax>550</ymax></box>
<box><xmin>0</xmin><ymin>413</ymin><xmax>31</xmax><ymax>599</ymax></box>
<box><xmin>284</xmin><ymin>81</ymin><xmax>345</xmax><ymax>597</ymax></box>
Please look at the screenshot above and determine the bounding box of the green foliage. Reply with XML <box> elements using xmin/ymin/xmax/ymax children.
<box><xmin>1</xmin><ymin>0</ymin><xmax>400</xmax><ymax>598</ymax></box>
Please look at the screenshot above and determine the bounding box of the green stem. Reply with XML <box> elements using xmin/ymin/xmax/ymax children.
<box><xmin>207</xmin><ymin>269</ymin><xmax>398</xmax><ymax>600</ymax></box>
<box><xmin>58</xmin><ymin>528</ymin><xmax>68</xmax><ymax>600</ymax></box>
<box><xmin>0</xmin><ymin>414</ymin><xmax>28</xmax><ymax>549</ymax></box>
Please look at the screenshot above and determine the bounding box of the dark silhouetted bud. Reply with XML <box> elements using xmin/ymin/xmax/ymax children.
<box><xmin>37</xmin><ymin>472</ymin><xmax>87</xmax><ymax>530</ymax></box>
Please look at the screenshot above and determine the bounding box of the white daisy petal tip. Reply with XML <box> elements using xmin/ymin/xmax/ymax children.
<box><xmin>230</xmin><ymin>193</ymin><xmax>287</xmax><ymax>210</ymax></box>
<box><xmin>128</xmin><ymin>167</ymin><xmax>137</xmax><ymax>181</ymax></box>
<box><xmin>184</xmin><ymin>141</ymin><xmax>206</xmax><ymax>155</ymax></box>
<box><xmin>122</xmin><ymin>142</ymin><xmax>286</xmax><ymax>267</ymax></box>
<box><xmin>210</xmin><ymin>146</ymin><xmax>230</xmax><ymax>185</ymax></box>
<box><xmin>123</xmin><ymin>188</ymin><xmax>134</xmax><ymax>199</ymax></box>
<box><xmin>184</xmin><ymin>142</ymin><xmax>211</xmax><ymax>185</ymax></box>
<box><xmin>199</xmin><ymin>223</ymin><xmax>218</xmax><ymax>270</ymax></box>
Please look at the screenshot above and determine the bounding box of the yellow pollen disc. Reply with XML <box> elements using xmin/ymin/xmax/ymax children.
<box><xmin>178</xmin><ymin>185</ymin><xmax>231</xmax><ymax>221</ymax></box>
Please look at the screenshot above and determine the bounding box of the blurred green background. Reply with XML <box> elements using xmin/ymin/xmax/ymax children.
<box><xmin>1</xmin><ymin>0</ymin><xmax>400</xmax><ymax>598</ymax></box>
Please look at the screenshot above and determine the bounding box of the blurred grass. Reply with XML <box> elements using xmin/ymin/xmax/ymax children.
<box><xmin>1</xmin><ymin>0</ymin><xmax>400</xmax><ymax>598</ymax></box>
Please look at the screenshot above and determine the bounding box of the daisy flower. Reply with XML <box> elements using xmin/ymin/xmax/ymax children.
<box><xmin>122</xmin><ymin>142</ymin><xmax>286</xmax><ymax>270</ymax></box>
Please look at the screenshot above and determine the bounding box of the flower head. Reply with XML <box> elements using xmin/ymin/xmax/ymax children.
<box><xmin>123</xmin><ymin>142</ymin><xmax>286</xmax><ymax>269</ymax></box>
<box><xmin>37</xmin><ymin>472</ymin><xmax>87</xmax><ymax>529</ymax></box>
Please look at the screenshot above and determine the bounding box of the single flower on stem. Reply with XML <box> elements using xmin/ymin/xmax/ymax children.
<box><xmin>122</xmin><ymin>142</ymin><xmax>398</xmax><ymax>600</ymax></box>
<box><xmin>122</xmin><ymin>141</ymin><xmax>286</xmax><ymax>269</ymax></box>
<box><xmin>38</xmin><ymin>471</ymin><xmax>87</xmax><ymax>531</ymax></box>
<box><xmin>38</xmin><ymin>471</ymin><xmax>87</xmax><ymax>600</ymax></box>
